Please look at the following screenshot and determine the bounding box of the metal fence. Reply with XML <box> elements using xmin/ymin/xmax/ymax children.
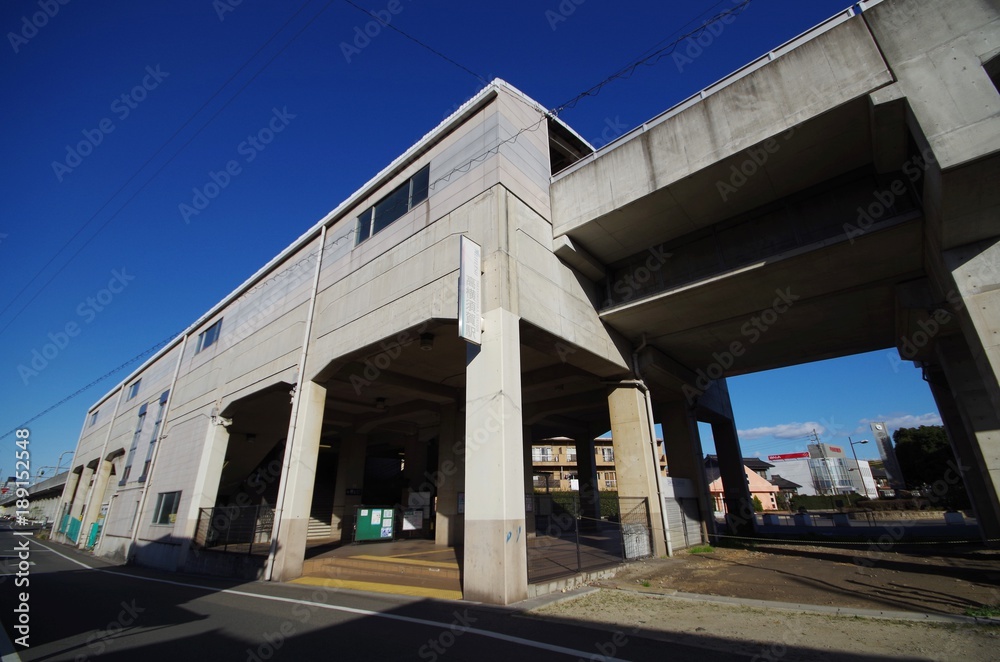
<box><xmin>527</xmin><ymin>493</ymin><xmax>651</xmax><ymax>583</ymax></box>
<box><xmin>193</xmin><ymin>505</ymin><xmax>274</xmax><ymax>555</ymax></box>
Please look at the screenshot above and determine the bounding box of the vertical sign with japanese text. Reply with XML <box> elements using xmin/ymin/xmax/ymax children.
<box><xmin>458</xmin><ymin>236</ymin><xmax>482</xmax><ymax>344</ymax></box>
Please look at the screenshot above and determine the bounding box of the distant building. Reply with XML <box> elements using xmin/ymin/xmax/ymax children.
<box><xmin>870</xmin><ymin>422</ymin><xmax>905</xmax><ymax>489</ymax></box>
<box><xmin>531</xmin><ymin>437</ymin><xmax>667</xmax><ymax>491</ymax></box>
<box><xmin>706</xmin><ymin>465</ymin><xmax>780</xmax><ymax>512</ymax></box>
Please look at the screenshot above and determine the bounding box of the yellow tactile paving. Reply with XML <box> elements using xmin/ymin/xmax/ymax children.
<box><xmin>350</xmin><ymin>554</ymin><xmax>459</xmax><ymax>569</ymax></box>
<box><xmin>290</xmin><ymin>576</ymin><xmax>462</xmax><ymax>600</ymax></box>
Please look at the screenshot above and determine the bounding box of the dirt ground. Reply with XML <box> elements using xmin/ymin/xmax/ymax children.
<box><xmin>529</xmin><ymin>542</ymin><xmax>1000</xmax><ymax>661</ymax></box>
<box><xmin>597</xmin><ymin>542</ymin><xmax>1000</xmax><ymax>615</ymax></box>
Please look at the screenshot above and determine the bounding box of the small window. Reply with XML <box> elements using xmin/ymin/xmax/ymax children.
<box><xmin>127</xmin><ymin>380</ymin><xmax>141</xmax><ymax>401</ymax></box>
<box><xmin>88</xmin><ymin>410</ymin><xmax>99</xmax><ymax>427</ymax></box>
<box><xmin>197</xmin><ymin>319</ymin><xmax>223</xmax><ymax>353</ymax></box>
<box><xmin>355</xmin><ymin>165</ymin><xmax>430</xmax><ymax>246</ymax></box>
<box><xmin>152</xmin><ymin>491</ymin><xmax>181</xmax><ymax>525</ymax></box>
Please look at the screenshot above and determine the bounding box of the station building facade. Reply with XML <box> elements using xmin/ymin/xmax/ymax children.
<box><xmin>54</xmin><ymin>0</ymin><xmax>1000</xmax><ymax>605</ymax></box>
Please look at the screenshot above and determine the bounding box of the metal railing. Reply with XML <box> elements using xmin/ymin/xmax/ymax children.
<box><xmin>193</xmin><ymin>505</ymin><xmax>274</xmax><ymax>555</ymax></box>
<box><xmin>527</xmin><ymin>493</ymin><xmax>651</xmax><ymax>583</ymax></box>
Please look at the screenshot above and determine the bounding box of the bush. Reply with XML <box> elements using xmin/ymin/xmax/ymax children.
<box><xmin>752</xmin><ymin>495</ymin><xmax>764</xmax><ymax>513</ymax></box>
<box><xmin>790</xmin><ymin>493</ymin><xmax>868</xmax><ymax>511</ymax></box>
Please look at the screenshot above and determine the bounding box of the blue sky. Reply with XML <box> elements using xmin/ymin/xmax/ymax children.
<box><xmin>1</xmin><ymin>0</ymin><xmax>939</xmax><ymax>478</ymax></box>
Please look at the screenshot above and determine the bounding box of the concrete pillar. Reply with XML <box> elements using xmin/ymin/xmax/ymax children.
<box><xmin>934</xmin><ymin>336</ymin><xmax>1000</xmax><ymax>540</ymax></box>
<box><xmin>660</xmin><ymin>401</ymin><xmax>713</xmax><ymax>541</ymax></box>
<box><xmin>271</xmin><ymin>380</ymin><xmax>326</xmax><ymax>581</ymax></box>
<box><xmin>575</xmin><ymin>438</ymin><xmax>601</xmax><ymax>526</ymax></box>
<box><xmin>55</xmin><ymin>469</ymin><xmax>81</xmax><ymax>541</ymax></box>
<box><xmin>67</xmin><ymin>464</ymin><xmax>95</xmax><ymax>543</ymax></box>
<box><xmin>463</xmin><ymin>307</ymin><xmax>527</xmax><ymax>605</ymax></box>
<box><xmin>403</xmin><ymin>434</ymin><xmax>428</xmax><ymax>502</ymax></box>
<box><xmin>925</xmin><ymin>363</ymin><xmax>1000</xmax><ymax>541</ymax></box>
<box><xmin>177</xmin><ymin>420</ymin><xmax>230</xmax><ymax>565</ymax></box>
<box><xmin>332</xmin><ymin>433</ymin><xmax>367</xmax><ymax>542</ymax></box>
<box><xmin>607</xmin><ymin>384</ymin><xmax>667</xmax><ymax>557</ymax></box>
<box><xmin>941</xmin><ymin>238</ymin><xmax>1000</xmax><ymax>413</ymax></box>
<box><xmin>522</xmin><ymin>426</ymin><xmax>536</xmax><ymax>536</ymax></box>
<box><xmin>69</xmin><ymin>465</ymin><xmax>95</xmax><ymax>522</ymax></box>
<box><xmin>711</xmin><ymin>417</ymin><xmax>755</xmax><ymax>538</ymax></box>
<box><xmin>435</xmin><ymin>405</ymin><xmax>464</xmax><ymax>547</ymax></box>
<box><xmin>78</xmin><ymin>458</ymin><xmax>113</xmax><ymax>549</ymax></box>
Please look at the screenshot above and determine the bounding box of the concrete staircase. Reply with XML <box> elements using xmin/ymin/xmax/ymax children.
<box><xmin>299</xmin><ymin>553</ymin><xmax>462</xmax><ymax>599</ymax></box>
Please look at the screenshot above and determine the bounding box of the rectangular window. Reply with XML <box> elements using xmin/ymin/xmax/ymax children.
<box><xmin>126</xmin><ymin>379</ymin><xmax>141</xmax><ymax>401</ymax></box>
<box><xmin>152</xmin><ymin>491</ymin><xmax>181</xmax><ymax>525</ymax></box>
<box><xmin>355</xmin><ymin>165</ymin><xmax>430</xmax><ymax>246</ymax></box>
<box><xmin>197</xmin><ymin>319</ymin><xmax>223</xmax><ymax>353</ymax></box>
<box><xmin>138</xmin><ymin>390</ymin><xmax>169</xmax><ymax>483</ymax></box>
<box><xmin>119</xmin><ymin>403</ymin><xmax>147</xmax><ymax>486</ymax></box>
<box><xmin>88</xmin><ymin>410</ymin><xmax>99</xmax><ymax>427</ymax></box>
<box><xmin>601</xmin><ymin>447</ymin><xmax>615</xmax><ymax>462</ymax></box>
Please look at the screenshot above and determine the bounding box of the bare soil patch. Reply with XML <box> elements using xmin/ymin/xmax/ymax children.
<box><xmin>597</xmin><ymin>542</ymin><xmax>1000</xmax><ymax>615</ymax></box>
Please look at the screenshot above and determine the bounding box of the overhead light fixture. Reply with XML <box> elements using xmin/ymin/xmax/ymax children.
<box><xmin>420</xmin><ymin>332</ymin><xmax>434</xmax><ymax>351</ymax></box>
<box><xmin>375</xmin><ymin>397</ymin><xmax>386</xmax><ymax>410</ymax></box>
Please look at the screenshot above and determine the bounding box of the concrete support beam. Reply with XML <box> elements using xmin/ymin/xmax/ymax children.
<box><xmin>332</xmin><ymin>433</ymin><xmax>367</xmax><ymax>542</ymax></box>
<box><xmin>942</xmin><ymin>238</ymin><xmax>1000</xmax><ymax>414</ymax></box>
<box><xmin>576</xmin><ymin>438</ymin><xmax>601</xmax><ymax>527</ymax></box>
<box><xmin>179</xmin><ymin>421</ymin><xmax>230</xmax><ymax>556</ymax></box>
<box><xmin>659</xmin><ymin>401</ymin><xmax>713</xmax><ymax>541</ymax></box>
<box><xmin>925</xmin><ymin>362</ymin><xmax>1000</xmax><ymax>542</ymax></box>
<box><xmin>522</xmin><ymin>426</ymin><xmax>536</xmax><ymax>537</ymax></box>
<box><xmin>934</xmin><ymin>336</ymin><xmax>1000</xmax><ymax>541</ymax></box>
<box><xmin>271</xmin><ymin>380</ymin><xmax>326</xmax><ymax>581</ymax></box>
<box><xmin>711</xmin><ymin>417</ymin><xmax>755</xmax><ymax>538</ymax></box>
<box><xmin>55</xmin><ymin>470</ymin><xmax>81</xmax><ymax>542</ymax></box>
<box><xmin>435</xmin><ymin>405</ymin><xmax>464</xmax><ymax>547</ymax></box>
<box><xmin>69</xmin><ymin>465</ymin><xmax>94</xmax><ymax>523</ymax></box>
<box><xmin>607</xmin><ymin>384</ymin><xmax>667</xmax><ymax>557</ymax></box>
<box><xmin>403</xmin><ymin>434</ymin><xmax>428</xmax><ymax>504</ymax></box>
<box><xmin>463</xmin><ymin>307</ymin><xmax>527</xmax><ymax>605</ymax></box>
<box><xmin>77</xmin><ymin>459</ymin><xmax>113</xmax><ymax>549</ymax></box>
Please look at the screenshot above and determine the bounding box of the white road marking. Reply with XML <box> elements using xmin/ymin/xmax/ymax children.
<box><xmin>28</xmin><ymin>539</ymin><xmax>629</xmax><ymax>661</ymax></box>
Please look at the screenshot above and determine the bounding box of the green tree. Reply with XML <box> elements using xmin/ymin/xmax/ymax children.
<box><xmin>752</xmin><ymin>495</ymin><xmax>764</xmax><ymax>512</ymax></box>
<box><xmin>893</xmin><ymin>425</ymin><xmax>969</xmax><ymax>508</ymax></box>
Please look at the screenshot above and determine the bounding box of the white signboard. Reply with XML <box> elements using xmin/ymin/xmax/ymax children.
<box><xmin>458</xmin><ymin>236</ymin><xmax>482</xmax><ymax>345</ymax></box>
<box><xmin>402</xmin><ymin>508</ymin><xmax>424</xmax><ymax>531</ymax></box>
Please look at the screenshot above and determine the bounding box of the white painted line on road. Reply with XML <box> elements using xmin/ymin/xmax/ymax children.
<box><xmin>29</xmin><ymin>539</ymin><xmax>629</xmax><ymax>661</ymax></box>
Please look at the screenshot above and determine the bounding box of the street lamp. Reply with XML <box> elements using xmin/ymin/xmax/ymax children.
<box><xmin>55</xmin><ymin>450</ymin><xmax>74</xmax><ymax>475</ymax></box>
<box><xmin>848</xmin><ymin>438</ymin><xmax>870</xmax><ymax>497</ymax></box>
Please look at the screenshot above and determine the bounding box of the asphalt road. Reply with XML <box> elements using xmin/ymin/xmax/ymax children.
<box><xmin>0</xmin><ymin>528</ymin><xmax>763</xmax><ymax>662</ymax></box>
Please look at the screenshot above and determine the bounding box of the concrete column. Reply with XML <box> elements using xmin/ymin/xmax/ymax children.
<box><xmin>332</xmin><ymin>433</ymin><xmax>367</xmax><ymax>542</ymax></box>
<box><xmin>607</xmin><ymin>384</ymin><xmax>667</xmax><ymax>557</ymax></box>
<box><xmin>941</xmin><ymin>238</ymin><xmax>1000</xmax><ymax>413</ymax></box>
<box><xmin>69</xmin><ymin>465</ymin><xmax>95</xmax><ymax>522</ymax></box>
<box><xmin>934</xmin><ymin>336</ymin><xmax>1000</xmax><ymax>540</ymax></box>
<box><xmin>55</xmin><ymin>469</ymin><xmax>81</xmax><ymax>541</ymax></box>
<box><xmin>575</xmin><ymin>438</ymin><xmax>601</xmax><ymax>527</ymax></box>
<box><xmin>177</xmin><ymin>420</ymin><xmax>230</xmax><ymax>565</ymax></box>
<box><xmin>711</xmin><ymin>418</ymin><xmax>755</xmax><ymax>537</ymax></box>
<box><xmin>522</xmin><ymin>426</ymin><xmax>536</xmax><ymax>536</ymax></box>
<box><xmin>660</xmin><ymin>401</ymin><xmax>713</xmax><ymax>541</ymax></box>
<box><xmin>403</xmin><ymin>434</ymin><xmax>428</xmax><ymax>503</ymax></box>
<box><xmin>463</xmin><ymin>307</ymin><xmax>527</xmax><ymax>605</ymax></box>
<box><xmin>924</xmin><ymin>363</ymin><xmax>1000</xmax><ymax>541</ymax></box>
<box><xmin>435</xmin><ymin>405</ymin><xmax>464</xmax><ymax>547</ymax></box>
<box><xmin>67</xmin><ymin>464</ymin><xmax>95</xmax><ymax>544</ymax></box>
<box><xmin>78</xmin><ymin>458</ymin><xmax>113</xmax><ymax>549</ymax></box>
<box><xmin>271</xmin><ymin>380</ymin><xmax>326</xmax><ymax>581</ymax></box>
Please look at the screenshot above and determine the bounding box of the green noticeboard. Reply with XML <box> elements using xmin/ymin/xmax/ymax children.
<box><xmin>354</xmin><ymin>506</ymin><xmax>395</xmax><ymax>542</ymax></box>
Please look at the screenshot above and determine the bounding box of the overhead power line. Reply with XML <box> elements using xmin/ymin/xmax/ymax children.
<box><xmin>0</xmin><ymin>333</ymin><xmax>179</xmax><ymax>441</ymax></box>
